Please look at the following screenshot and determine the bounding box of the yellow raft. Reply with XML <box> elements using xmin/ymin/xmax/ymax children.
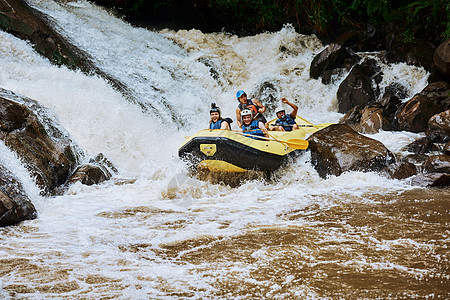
<box><xmin>179</xmin><ymin>116</ymin><xmax>332</xmax><ymax>173</ymax></box>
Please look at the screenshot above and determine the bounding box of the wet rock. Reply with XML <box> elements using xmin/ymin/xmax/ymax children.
<box><xmin>396</xmin><ymin>95</ymin><xmax>444</xmax><ymax>133</ymax></box>
<box><xmin>0</xmin><ymin>88</ymin><xmax>81</xmax><ymax>195</ymax></box>
<box><xmin>379</xmin><ymin>95</ymin><xmax>403</xmax><ymax>130</ymax></box>
<box><xmin>339</xmin><ymin>105</ymin><xmax>362</xmax><ymax>126</ymax></box>
<box><xmin>382</xmin><ymin>82</ymin><xmax>408</xmax><ymax>100</ymax></box>
<box><xmin>433</xmin><ymin>39</ymin><xmax>450</xmax><ymax>80</ymax></box>
<box><xmin>307</xmin><ymin>124</ymin><xmax>395</xmax><ymax>178</ymax></box>
<box><xmin>406</xmin><ymin>137</ymin><xmax>439</xmax><ymax>154</ymax></box>
<box><xmin>358</xmin><ymin>106</ymin><xmax>390</xmax><ymax>134</ymax></box>
<box><xmin>410</xmin><ymin>173</ymin><xmax>450</xmax><ymax>187</ymax></box>
<box><xmin>422</xmin><ymin>155</ymin><xmax>450</xmax><ymax>174</ymax></box>
<box><xmin>70</xmin><ymin>153</ymin><xmax>117</xmax><ymax>186</ymax></box>
<box><xmin>309</xmin><ymin>43</ymin><xmax>360</xmax><ymax>80</ymax></box>
<box><xmin>402</xmin><ymin>154</ymin><xmax>429</xmax><ymax>171</ymax></box>
<box><xmin>426</xmin><ymin>110</ymin><xmax>450</xmax><ymax>143</ymax></box>
<box><xmin>336</xmin><ymin>63</ymin><xmax>377</xmax><ymax>113</ymax></box>
<box><xmin>444</xmin><ymin>142</ymin><xmax>450</xmax><ymax>156</ymax></box>
<box><xmin>384</xmin><ymin>161</ymin><xmax>417</xmax><ymax>180</ymax></box>
<box><xmin>0</xmin><ymin>0</ymin><xmax>89</xmax><ymax>69</ymax></box>
<box><xmin>0</xmin><ymin>163</ymin><xmax>37</xmax><ymax>227</ymax></box>
<box><xmin>396</xmin><ymin>81</ymin><xmax>449</xmax><ymax>133</ymax></box>
<box><xmin>342</xmin><ymin>105</ymin><xmax>390</xmax><ymax>134</ymax></box>
<box><xmin>340</xmin><ymin>96</ymin><xmax>401</xmax><ymax>133</ymax></box>
<box><xmin>335</xmin><ymin>24</ymin><xmax>378</xmax><ymax>51</ymax></box>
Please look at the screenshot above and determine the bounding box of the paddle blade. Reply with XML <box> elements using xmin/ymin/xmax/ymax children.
<box><xmin>285</xmin><ymin>139</ymin><xmax>309</xmax><ymax>149</ymax></box>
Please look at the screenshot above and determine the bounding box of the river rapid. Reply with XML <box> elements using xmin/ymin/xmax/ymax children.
<box><xmin>0</xmin><ymin>0</ymin><xmax>448</xmax><ymax>298</ymax></box>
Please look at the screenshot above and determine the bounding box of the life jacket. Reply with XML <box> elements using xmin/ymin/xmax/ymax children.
<box><xmin>275</xmin><ymin>114</ymin><xmax>297</xmax><ymax>132</ymax></box>
<box><xmin>209</xmin><ymin>119</ymin><xmax>223</xmax><ymax>130</ymax></box>
<box><xmin>238</xmin><ymin>99</ymin><xmax>259</xmax><ymax>117</ymax></box>
<box><xmin>242</xmin><ymin>120</ymin><xmax>265</xmax><ymax>139</ymax></box>
<box><xmin>209</xmin><ymin>117</ymin><xmax>233</xmax><ymax>130</ymax></box>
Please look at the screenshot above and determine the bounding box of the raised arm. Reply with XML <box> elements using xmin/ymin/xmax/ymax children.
<box><xmin>252</xmin><ymin>99</ymin><xmax>266</xmax><ymax>114</ymax></box>
<box><xmin>282</xmin><ymin>97</ymin><xmax>298</xmax><ymax>118</ymax></box>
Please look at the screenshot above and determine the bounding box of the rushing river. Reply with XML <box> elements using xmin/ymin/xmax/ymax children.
<box><xmin>0</xmin><ymin>0</ymin><xmax>448</xmax><ymax>298</ymax></box>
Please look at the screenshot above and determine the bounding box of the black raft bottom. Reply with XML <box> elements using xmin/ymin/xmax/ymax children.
<box><xmin>179</xmin><ymin>136</ymin><xmax>297</xmax><ymax>172</ymax></box>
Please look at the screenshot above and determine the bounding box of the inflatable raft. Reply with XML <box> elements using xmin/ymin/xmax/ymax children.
<box><xmin>179</xmin><ymin>116</ymin><xmax>332</xmax><ymax>173</ymax></box>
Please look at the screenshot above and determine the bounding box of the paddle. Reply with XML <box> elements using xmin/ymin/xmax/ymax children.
<box><xmin>267</xmin><ymin>133</ymin><xmax>309</xmax><ymax>150</ymax></box>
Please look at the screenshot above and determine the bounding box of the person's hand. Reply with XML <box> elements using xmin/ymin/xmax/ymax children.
<box><xmin>281</xmin><ymin>97</ymin><xmax>288</xmax><ymax>104</ymax></box>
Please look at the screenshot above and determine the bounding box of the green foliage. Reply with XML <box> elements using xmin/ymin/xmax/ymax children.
<box><xmin>98</xmin><ymin>0</ymin><xmax>448</xmax><ymax>42</ymax></box>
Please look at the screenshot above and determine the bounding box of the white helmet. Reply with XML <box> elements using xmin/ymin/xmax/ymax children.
<box><xmin>275</xmin><ymin>106</ymin><xmax>285</xmax><ymax>114</ymax></box>
<box><xmin>241</xmin><ymin>109</ymin><xmax>253</xmax><ymax>121</ymax></box>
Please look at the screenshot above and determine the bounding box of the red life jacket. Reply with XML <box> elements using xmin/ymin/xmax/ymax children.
<box><xmin>238</xmin><ymin>99</ymin><xmax>259</xmax><ymax>116</ymax></box>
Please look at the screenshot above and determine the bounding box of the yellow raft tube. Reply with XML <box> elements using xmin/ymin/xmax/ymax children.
<box><xmin>178</xmin><ymin>116</ymin><xmax>332</xmax><ymax>173</ymax></box>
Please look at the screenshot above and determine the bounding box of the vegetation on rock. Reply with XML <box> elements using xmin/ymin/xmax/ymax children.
<box><xmin>92</xmin><ymin>0</ymin><xmax>449</xmax><ymax>44</ymax></box>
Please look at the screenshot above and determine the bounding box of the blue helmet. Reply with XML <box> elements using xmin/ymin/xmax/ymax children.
<box><xmin>236</xmin><ymin>90</ymin><xmax>246</xmax><ymax>98</ymax></box>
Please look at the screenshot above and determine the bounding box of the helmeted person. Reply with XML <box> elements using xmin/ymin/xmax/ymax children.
<box><xmin>241</xmin><ymin>109</ymin><xmax>268</xmax><ymax>139</ymax></box>
<box><xmin>269</xmin><ymin>97</ymin><xmax>299</xmax><ymax>132</ymax></box>
<box><xmin>209</xmin><ymin>103</ymin><xmax>232</xmax><ymax>130</ymax></box>
<box><xmin>235</xmin><ymin>90</ymin><xmax>267</xmax><ymax>128</ymax></box>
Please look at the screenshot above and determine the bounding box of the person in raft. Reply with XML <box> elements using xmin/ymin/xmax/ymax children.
<box><xmin>209</xmin><ymin>103</ymin><xmax>232</xmax><ymax>130</ymax></box>
<box><xmin>241</xmin><ymin>109</ymin><xmax>268</xmax><ymax>139</ymax></box>
<box><xmin>235</xmin><ymin>90</ymin><xmax>267</xmax><ymax>128</ymax></box>
<box><xmin>269</xmin><ymin>97</ymin><xmax>299</xmax><ymax>132</ymax></box>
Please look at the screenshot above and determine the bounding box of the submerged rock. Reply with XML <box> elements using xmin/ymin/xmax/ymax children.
<box><xmin>0</xmin><ymin>163</ymin><xmax>37</xmax><ymax>227</ymax></box>
<box><xmin>384</xmin><ymin>161</ymin><xmax>417</xmax><ymax>180</ymax></box>
<box><xmin>0</xmin><ymin>88</ymin><xmax>81</xmax><ymax>195</ymax></box>
<box><xmin>406</xmin><ymin>137</ymin><xmax>439</xmax><ymax>155</ymax></box>
<box><xmin>307</xmin><ymin>124</ymin><xmax>395</xmax><ymax>178</ymax></box>
<box><xmin>422</xmin><ymin>155</ymin><xmax>450</xmax><ymax>174</ymax></box>
<box><xmin>70</xmin><ymin>153</ymin><xmax>117</xmax><ymax>186</ymax></box>
<box><xmin>411</xmin><ymin>173</ymin><xmax>450</xmax><ymax>187</ymax></box>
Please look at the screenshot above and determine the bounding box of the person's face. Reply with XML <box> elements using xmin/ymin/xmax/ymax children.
<box><xmin>210</xmin><ymin>112</ymin><xmax>220</xmax><ymax>122</ymax></box>
<box><xmin>238</xmin><ymin>94</ymin><xmax>247</xmax><ymax>104</ymax></box>
<box><xmin>243</xmin><ymin>114</ymin><xmax>252</xmax><ymax>125</ymax></box>
<box><xmin>276</xmin><ymin>111</ymin><xmax>285</xmax><ymax>119</ymax></box>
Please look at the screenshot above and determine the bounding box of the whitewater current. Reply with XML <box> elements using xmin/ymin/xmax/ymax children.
<box><xmin>0</xmin><ymin>0</ymin><xmax>448</xmax><ymax>299</ymax></box>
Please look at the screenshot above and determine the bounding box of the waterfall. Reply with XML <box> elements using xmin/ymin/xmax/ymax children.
<box><xmin>0</xmin><ymin>1</ymin><xmax>445</xmax><ymax>299</ymax></box>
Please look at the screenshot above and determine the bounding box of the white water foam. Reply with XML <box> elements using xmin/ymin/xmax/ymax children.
<box><xmin>0</xmin><ymin>0</ymin><xmax>439</xmax><ymax>298</ymax></box>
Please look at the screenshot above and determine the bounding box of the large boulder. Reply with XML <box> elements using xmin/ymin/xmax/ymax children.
<box><xmin>336</xmin><ymin>62</ymin><xmax>378</xmax><ymax>113</ymax></box>
<box><xmin>0</xmin><ymin>163</ymin><xmax>37</xmax><ymax>227</ymax></box>
<box><xmin>0</xmin><ymin>0</ymin><xmax>88</xmax><ymax>69</ymax></box>
<box><xmin>307</xmin><ymin>124</ymin><xmax>395</xmax><ymax>178</ymax></box>
<box><xmin>0</xmin><ymin>89</ymin><xmax>81</xmax><ymax>195</ymax></box>
<box><xmin>433</xmin><ymin>39</ymin><xmax>450</xmax><ymax>80</ymax></box>
<box><xmin>426</xmin><ymin>110</ymin><xmax>450</xmax><ymax>143</ymax></box>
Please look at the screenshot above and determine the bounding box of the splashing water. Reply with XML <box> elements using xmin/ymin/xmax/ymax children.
<box><xmin>0</xmin><ymin>0</ymin><xmax>447</xmax><ymax>298</ymax></box>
